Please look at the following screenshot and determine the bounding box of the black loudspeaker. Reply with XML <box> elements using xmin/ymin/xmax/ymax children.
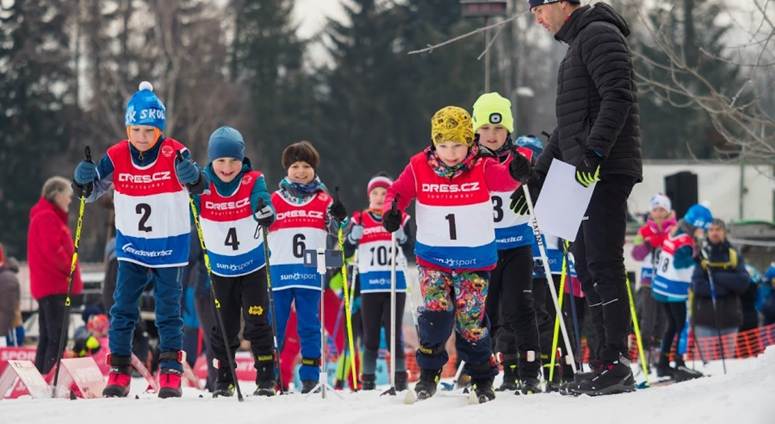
<box><xmin>664</xmin><ymin>171</ymin><xmax>698</xmax><ymax>218</ymax></box>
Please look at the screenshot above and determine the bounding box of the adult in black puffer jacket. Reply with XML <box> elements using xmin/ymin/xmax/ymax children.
<box><xmin>691</xmin><ymin>220</ymin><xmax>750</xmax><ymax>357</ymax></box>
<box><xmin>511</xmin><ymin>0</ymin><xmax>642</xmax><ymax>396</ymax></box>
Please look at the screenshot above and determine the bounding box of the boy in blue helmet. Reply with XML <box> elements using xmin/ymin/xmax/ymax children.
<box><xmin>73</xmin><ymin>81</ymin><xmax>205</xmax><ymax>398</ymax></box>
<box><xmin>652</xmin><ymin>203</ymin><xmax>712</xmax><ymax>382</ymax></box>
<box><xmin>472</xmin><ymin>93</ymin><xmax>542</xmax><ymax>394</ymax></box>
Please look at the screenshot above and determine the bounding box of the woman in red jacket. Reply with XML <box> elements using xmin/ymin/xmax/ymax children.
<box><xmin>27</xmin><ymin>176</ymin><xmax>83</xmax><ymax>374</ymax></box>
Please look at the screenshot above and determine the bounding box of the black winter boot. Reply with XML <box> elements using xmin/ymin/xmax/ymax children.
<box><xmin>414</xmin><ymin>368</ymin><xmax>442</xmax><ymax>400</ymax></box>
<box><xmin>567</xmin><ymin>356</ymin><xmax>635</xmax><ymax>396</ymax></box>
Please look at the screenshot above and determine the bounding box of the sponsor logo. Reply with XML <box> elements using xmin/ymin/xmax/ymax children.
<box><xmin>125</xmin><ymin>107</ymin><xmax>166</xmax><ymax>123</ymax></box>
<box><xmin>117</xmin><ymin>171</ymin><xmax>172</xmax><ymax>184</ymax></box>
<box><xmin>161</xmin><ymin>145</ymin><xmax>175</xmax><ymax>158</ymax></box>
<box><xmin>496</xmin><ymin>235</ymin><xmax>524</xmax><ymax>244</ymax></box>
<box><xmin>279</xmin><ymin>272</ymin><xmax>317</xmax><ymax>281</ymax></box>
<box><xmin>214</xmin><ymin>259</ymin><xmax>255</xmax><ymax>272</ymax></box>
<box><xmin>421</xmin><ymin>182</ymin><xmax>480</xmax><ymax>193</ymax></box>
<box><xmin>241</xmin><ymin>175</ymin><xmax>253</xmax><ymax>185</ymax></box>
<box><xmin>205</xmin><ymin>197</ymin><xmax>250</xmax><ymax>211</ymax></box>
<box><xmin>121</xmin><ymin>243</ymin><xmax>173</xmax><ymax>258</ymax></box>
<box><xmin>247</xmin><ymin>305</ymin><xmax>264</xmax><ymax>316</ymax></box>
<box><xmin>363</xmin><ymin>226</ymin><xmax>388</xmax><ymax>236</ymax></box>
<box><xmin>276</xmin><ymin>210</ymin><xmax>324</xmax><ymax>221</ymax></box>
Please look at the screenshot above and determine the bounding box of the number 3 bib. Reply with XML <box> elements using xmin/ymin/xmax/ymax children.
<box><xmin>268</xmin><ymin>190</ymin><xmax>331</xmax><ymax>291</ymax></box>
<box><xmin>109</xmin><ymin>139</ymin><xmax>191</xmax><ymax>267</ymax></box>
<box><xmin>199</xmin><ymin>171</ymin><xmax>266</xmax><ymax>277</ymax></box>
<box><xmin>411</xmin><ymin>153</ymin><xmax>497</xmax><ymax>271</ymax></box>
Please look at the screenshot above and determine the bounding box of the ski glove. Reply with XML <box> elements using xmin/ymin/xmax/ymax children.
<box><xmin>253</xmin><ymin>202</ymin><xmax>275</xmax><ymax>227</ymax></box>
<box><xmin>383</xmin><ymin>209</ymin><xmax>402</xmax><ymax>233</ymax></box>
<box><xmin>74</xmin><ymin>160</ymin><xmax>98</xmax><ymax>185</ymax></box>
<box><xmin>575</xmin><ymin>150</ymin><xmax>602</xmax><ymax>188</ymax></box>
<box><xmin>175</xmin><ymin>156</ymin><xmax>201</xmax><ymax>185</ymax></box>
<box><xmin>508</xmin><ymin>151</ymin><xmax>532</xmax><ymax>183</ymax></box>
<box><xmin>347</xmin><ymin>224</ymin><xmax>364</xmax><ymax>244</ymax></box>
<box><xmin>329</xmin><ymin>198</ymin><xmax>348</xmax><ymax>223</ymax></box>
<box><xmin>509</xmin><ymin>184</ymin><xmax>540</xmax><ymax>216</ymax></box>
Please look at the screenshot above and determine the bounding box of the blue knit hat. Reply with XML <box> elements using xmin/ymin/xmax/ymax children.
<box><xmin>528</xmin><ymin>0</ymin><xmax>579</xmax><ymax>10</ymax></box>
<box><xmin>125</xmin><ymin>81</ymin><xmax>166</xmax><ymax>130</ymax></box>
<box><xmin>208</xmin><ymin>126</ymin><xmax>245</xmax><ymax>162</ymax></box>
<box><xmin>683</xmin><ymin>204</ymin><xmax>713</xmax><ymax>230</ymax></box>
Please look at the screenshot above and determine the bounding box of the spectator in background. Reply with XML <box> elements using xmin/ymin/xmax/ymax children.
<box><xmin>27</xmin><ymin>176</ymin><xmax>83</xmax><ymax>373</ymax></box>
<box><xmin>691</xmin><ymin>219</ymin><xmax>750</xmax><ymax>357</ymax></box>
<box><xmin>761</xmin><ymin>264</ymin><xmax>775</xmax><ymax>326</ymax></box>
<box><xmin>0</xmin><ymin>243</ymin><xmax>22</xmax><ymax>346</ymax></box>
<box><xmin>740</xmin><ymin>263</ymin><xmax>762</xmax><ymax>333</ymax></box>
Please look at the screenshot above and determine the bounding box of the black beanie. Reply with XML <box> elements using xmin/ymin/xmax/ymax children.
<box><xmin>528</xmin><ymin>0</ymin><xmax>580</xmax><ymax>10</ymax></box>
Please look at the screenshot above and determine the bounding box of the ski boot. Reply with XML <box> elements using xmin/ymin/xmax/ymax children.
<box><xmin>158</xmin><ymin>351</ymin><xmax>184</xmax><ymax>399</ymax></box>
<box><xmin>212</xmin><ymin>360</ymin><xmax>235</xmax><ymax>398</ymax></box>
<box><xmin>558</xmin><ymin>359</ymin><xmax>603</xmax><ymax>395</ymax></box>
<box><xmin>516</xmin><ymin>350</ymin><xmax>542</xmax><ymax>395</ymax></box>
<box><xmin>300</xmin><ymin>380</ymin><xmax>318</xmax><ymax>394</ymax></box>
<box><xmin>254</xmin><ymin>355</ymin><xmax>277</xmax><ymax>397</ymax></box>
<box><xmin>414</xmin><ymin>368</ymin><xmax>442</xmax><ymax>400</ymax></box>
<box><xmin>470</xmin><ymin>376</ymin><xmax>496</xmax><ymax>404</ymax></box>
<box><xmin>655</xmin><ymin>355</ymin><xmax>674</xmax><ymax>380</ymax></box>
<box><xmin>496</xmin><ymin>360</ymin><xmax>519</xmax><ymax>392</ymax></box>
<box><xmin>567</xmin><ymin>356</ymin><xmax>635</xmax><ymax>396</ymax></box>
<box><xmin>395</xmin><ymin>371</ymin><xmax>408</xmax><ymax>391</ymax></box>
<box><xmin>672</xmin><ymin>360</ymin><xmax>703</xmax><ymax>382</ymax></box>
<box><xmin>102</xmin><ymin>354</ymin><xmax>132</xmax><ymax>398</ymax></box>
<box><xmin>361</xmin><ymin>374</ymin><xmax>376</xmax><ymax>391</ymax></box>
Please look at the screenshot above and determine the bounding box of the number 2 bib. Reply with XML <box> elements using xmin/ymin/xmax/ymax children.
<box><xmin>108</xmin><ymin>139</ymin><xmax>191</xmax><ymax>267</ymax></box>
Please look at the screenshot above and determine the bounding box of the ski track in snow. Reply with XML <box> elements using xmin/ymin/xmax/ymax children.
<box><xmin>3</xmin><ymin>348</ymin><xmax>774</xmax><ymax>424</ymax></box>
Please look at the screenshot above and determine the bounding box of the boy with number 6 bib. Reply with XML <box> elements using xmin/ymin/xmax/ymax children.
<box><xmin>72</xmin><ymin>81</ymin><xmax>205</xmax><ymax>398</ymax></box>
<box><xmin>382</xmin><ymin>106</ymin><xmax>530</xmax><ymax>403</ymax></box>
<box><xmin>193</xmin><ymin>126</ymin><xmax>278</xmax><ymax>397</ymax></box>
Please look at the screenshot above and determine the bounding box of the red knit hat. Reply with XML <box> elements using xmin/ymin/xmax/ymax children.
<box><xmin>367</xmin><ymin>175</ymin><xmax>392</xmax><ymax>195</ymax></box>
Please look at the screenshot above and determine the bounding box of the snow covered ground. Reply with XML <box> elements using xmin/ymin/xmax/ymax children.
<box><xmin>3</xmin><ymin>348</ymin><xmax>774</xmax><ymax>424</ymax></box>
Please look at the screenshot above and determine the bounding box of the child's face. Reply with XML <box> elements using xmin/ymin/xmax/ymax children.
<box><xmin>650</xmin><ymin>207</ymin><xmax>670</xmax><ymax>221</ymax></box>
<box><xmin>477</xmin><ymin>124</ymin><xmax>508</xmax><ymax>151</ymax></box>
<box><xmin>128</xmin><ymin>125</ymin><xmax>159</xmax><ymax>152</ymax></box>
<box><xmin>287</xmin><ymin>161</ymin><xmax>315</xmax><ymax>184</ymax></box>
<box><xmin>212</xmin><ymin>157</ymin><xmax>242</xmax><ymax>183</ymax></box>
<box><xmin>369</xmin><ymin>187</ymin><xmax>387</xmax><ymax>210</ymax></box>
<box><xmin>435</xmin><ymin>142</ymin><xmax>469</xmax><ymax>167</ymax></box>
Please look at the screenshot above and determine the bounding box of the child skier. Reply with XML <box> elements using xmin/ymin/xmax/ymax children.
<box><xmin>345</xmin><ymin>173</ymin><xmax>412</xmax><ymax>391</ymax></box>
<box><xmin>73</xmin><ymin>81</ymin><xmax>205</xmax><ymax>398</ymax></box>
<box><xmin>631</xmin><ymin>193</ymin><xmax>675</xmax><ymax>364</ymax></box>
<box><xmin>382</xmin><ymin>106</ymin><xmax>529</xmax><ymax>403</ymax></box>
<box><xmin>471</xmin><ymin>93</ymin><xmax>541</xmax><ymax>394</ymax></box>
<box><xmin>193</xmin><ymin>126</ymin><xmax>278</xmax><ymax>397</ymax></box>
<box><xmin>652</xmin><ymin>203</ymin><xmax>712</xmax><ymax>381</ymax></box>
<box><xmin>268</xmin><ymin>141</ymin><xmax>348</xmax><ymax>393</ymax></box>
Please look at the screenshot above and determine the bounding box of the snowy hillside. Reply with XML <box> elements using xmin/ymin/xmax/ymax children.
<box><xmin>3</xmin><ymin>347</ymin><xmax>774</xmax><ymax>424</ymax></box>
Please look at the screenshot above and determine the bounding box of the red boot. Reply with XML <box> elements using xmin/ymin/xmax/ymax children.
<box><xmin>158</xmin><ymin>351</ymin><xmax>184</xmax><ymax>398</ymax></box>
<box><xmin>103</xmin><ymin>354</ymin><xmax>132</xmax><ymax>398</ymax></box>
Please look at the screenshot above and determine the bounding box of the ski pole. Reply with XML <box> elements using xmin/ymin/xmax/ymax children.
<box><xmin>547</xmin><ymin>240</ymin><xmax>569</xmax><ymax>383</ymax></box>
<box><xmin>180</xmin><ymin>152</ymin><xmax>243</xmax><ymax>402</ymax></box>
<box><xmin>52</xmin><ymin>146</ymin><xmax>92</xmax><ymax>397</ymax></box>
<box><xmin>563</xmin><ymin>241</ymin><xmax>583</xmax><ymax>371</ymax></box>
<box><xmin>335</xmin><ymin>187</ymin><xmax>358</xmax><ymax>391</ymax></box>
<box><xmin>382</xmin><ymin>228</ymin><xmax>399</xmax><ymax>396</ymax></box>
<box><xmin>625</xmin><ymin>273</ymin><xmax>650</xmax><ymax>386</ymax></box>
<box><xmin>257</xmin><ymin>201</ymin><xmax>285</xmax><ymax>394</ymax></box>
<box><xmin>700</xmin><ymin>247</ymin><xmax>727</xmax><ymax>374</ymax></box>
<box><xmin>523</xmin><ymin>184</ymin><xmax>577</xmax><ymax>374</ymax></box>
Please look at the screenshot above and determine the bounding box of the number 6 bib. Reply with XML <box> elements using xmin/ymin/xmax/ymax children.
<box><xmin>268</xmin><ymin>191</ymin><xmax>332</xmax><ymax>291</ymax></box>
<box><xmin>109</xmin><ymin>138</ymin><xmax>191</xmax><ymax>267</ymax></box>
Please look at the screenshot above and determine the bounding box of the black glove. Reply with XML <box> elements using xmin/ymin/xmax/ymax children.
<box><xmin>508</xmin><ymin>151</ymin><xmax>532</xmax><ymax>183</ymax></box>
<box><xmin>575</xmin><ymin>149</ymin><xmax>603</xmax><ymax>188</ymax></box>
<box><xmin>253</xmin><ymin>200</ymin><xmax>275</xmax><ymax>227</ymax></box>
<box><xmin>509</xmin><ymin>183</ymin><xmax>540</xmax><ymax>216</ymax></box>
<box><xmin>72</xmin><ymin>181</ymin><xmax>93</xmax><ymax>198</ymax></box>
<box><xmin>383</xmin><ymin>197</ymin><xmax>402</xmax><ymax>233</ymax></box>
<box><xmin>329</xmin><ymin>190</ymin><xmax>347</xmax><ymax>223</ymax></box>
